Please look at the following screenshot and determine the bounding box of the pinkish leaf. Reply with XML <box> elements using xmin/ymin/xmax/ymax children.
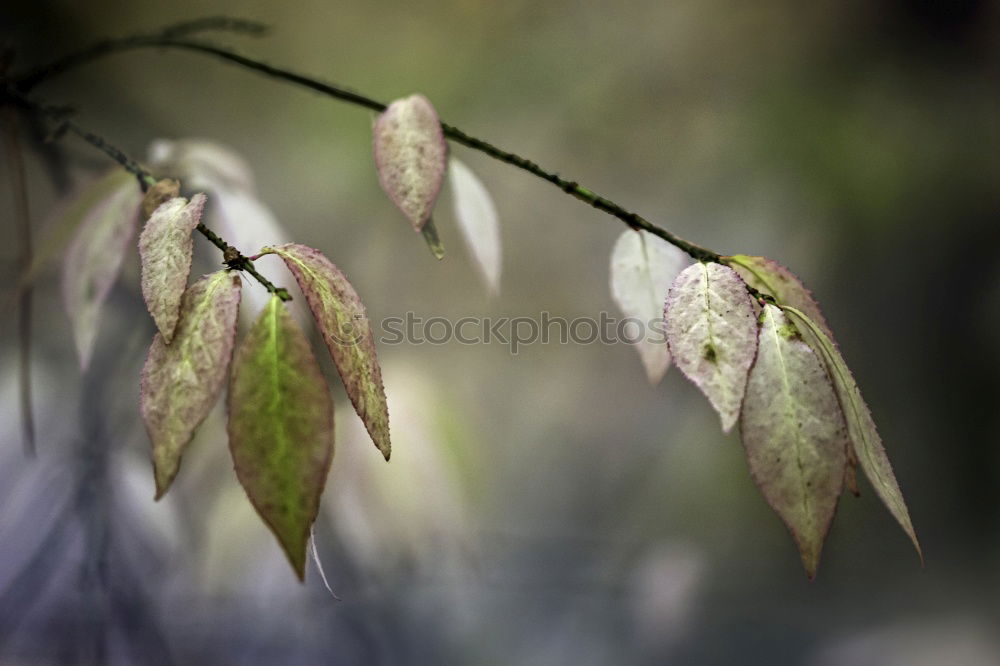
<box><xmin>264</xmin><ymin>243</ymin><xmax>390</xmax><ymax>461</ymax></box>
<box><xmin>373</xmin><ymin>94</ymin><xmax>447</xmax><ymax>231</ymax></box>
<box><xmin>140</xmin><ymin>271</ymin><xmax>242</xmax><ymax>499</ymax></box>
<box><xmin>728</xmin><ymin>255</ymin><xmax>834</xmax><ymax>339</ymax></box>
<box><xmin>610</xmin><ymin>229</ymin><xmax>688</xmax><ymax>385</ymax></box>
<box><xmin>138</xmin><ymin>194</ymin><xmax>207</xmax><ymax>343</ymax></box>
<box><xmin>740</xmin><ymin>305</ymin><xmax>848</xmax><ymax>578</ymax></box>
<box><xmin>664</xmin><ymin>263</ymin><xmax>758</xmax><ymax>431</ymax></box>
<box><xmin>228</xmin><ymin>295</ymin><xmax>334</xmax><ymax>580</ymax></box>
<box><xmin>783</xmin><ymin>305</ymin><xmax>922</xmax><ymax>560</ymax></box>
<box><xmin>62</xmin><ymin>172</ymin><xmax>142</xmax><ymax>370</ymax></box>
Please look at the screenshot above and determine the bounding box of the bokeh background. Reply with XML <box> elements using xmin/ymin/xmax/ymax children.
<box><xmin>2</xmin><ymin>1</ymin><xmax>999</xmax><ymax>664</ymax></box>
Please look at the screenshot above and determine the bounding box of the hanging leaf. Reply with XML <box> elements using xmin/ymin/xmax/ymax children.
<box><xmin>373</xmin><ymin>94</ymin><xmax>447</xmax><ymax>231</ymax></box>
<box><xmin>727</xmin><ymin>255</ymin><xmax>834</xmax><ymax>339</ymax></box>
<box><xmin>448</xmin><ymin>158</ymin><xmax>501</xmax><ymax>293</ymax></box>
<box><xmin>141</xmin><ymin>178</ymin><xmax>181</xmax><ymax>220</ymax></box>
<box><xmin>782</xmin><ymin>305</ymin><xmax>922</xmax><ymax>559</ymax></box>
<box><xmin>263</xmin><ymin>243</ymin><xmax>391</xmax><ymax>460</ymax></box>
<box><xmin>140</xmin><ymin>271</ymin><xmax>242</xmax><ymax>499</ymax></box>
<box><xmin>138</xmin><ymin>193</ymin><xmax>207</xmax><ymax>343</ymax></box>
<box><xmin>62</xmin><ymin>172</ymin><xmax>143</xmax><ymax>370</ymax></box>
<box><xmin>228</xmin><ymin>295</ymin><xmax>334</xmax><ymax>580</ymax></box>
<box><xmin>610</xmin><ymin>229</ymin><xmax>688</xmax><ymax>385</ymax></box>
<box><xmin>664</xmin><ymin>263</ymin><xmax>758</xmax><ymax>431</ymax></box>
<box><xmin>740</xmin><ymin>305</ymin><xmax>848</xmax><ymax>578</ymax></box>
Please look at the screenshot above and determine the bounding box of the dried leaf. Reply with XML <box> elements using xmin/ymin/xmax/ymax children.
<box><xmin>782</xmin><ymin>305</ymin><xmax>921</xmax><ymax>559</ymax></box>
<box><xmin>448</xmin><ymin>158</ymin><xmax>501</xmax><ymax>293</ymax></box>
<box><xmin>610</xmin><ymin>229</ymin><xmax>688</xmax><ymax>385</ymax></box>
<box><xmin>228</xmin><ymin>295</ymin><xmax>334</xmax><ymax>580</ymax></box>
<box><xmin>138</xmin><ymin>194</ymin><xmax>206</xmax><ymax>343</ymax></box>
<box><xmin>62</xmin><ymin>172</ymin><xmax>143</xmax><ymax>370</ymax></box>
<box><xmin>265</xmin><ymin>243</ymin><xmax>390</xmax><ymax>460</ymax></box>
<box><xmin>373</xmin><ymin>94</ymin><xmax>447</xmax><ymax>231</ymax></box>
<box><xmin>664</xmin><ymin>263</ymin><xmax>758</xmax><ymax>431</ymax></box>
<box><xmin>141</xmin><ymin>271</ymin><xmax>242</xmax><ymax>499</ymax></box>
<box><xmin>740</xmin><ymin>305</ymin><xmax>848</xmax><ymax>578</ymax></box>
<box><xmin>728</xmin><ymin>255</ymin><xmax>834</xmax><ymax>339</ymax></box>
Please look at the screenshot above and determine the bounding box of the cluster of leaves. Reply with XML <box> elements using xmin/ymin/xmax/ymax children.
<box><xmin>52</xmin><ymin>83</ymin><xmax>917</xmax><ymax>580</ymax></box>
<box><xmin>611</xmin><ymin>236</ymin><xmax>921</xmax><ymax>577</ymax></box>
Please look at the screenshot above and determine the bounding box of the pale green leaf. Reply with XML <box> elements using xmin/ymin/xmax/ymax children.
<box><xmin>265</xmin><ymin>243</ymin><xmax>390</xmax><ymax>460</ymax></box>
<box><xmin>228</xmin><ymin>295</ymin><xmax>334</xmax><ymax>580</ymax></box>
<box><xmin>741</xmin><ymin>305</ymin><xmax>848</xmax><ymax>578</ymax></box>
<box><xmin>610</xmin><ymin>229</ymin><xmax>688</xmax><ymax>385</ymax></box>
<box><xmin>138</xmin><ymin>193</ymin><xmax>206</xmax><ymax>343</ymax></box>
<box><xmin>782</xmin><ymin>305</ymin><xmax>922</xmax><ymax>560</ymax></box>
<box><xmin>664</xmin><ymin>263</ymin><xmax>758</xmax><ymax>431</ymax></box>
<box><xmin>141</xmin><ymin>271</ymin><xmax>242</xmax><ymax>498</ymax></box>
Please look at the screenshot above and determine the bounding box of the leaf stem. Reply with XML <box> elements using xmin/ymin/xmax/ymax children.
<box><xmin>14</xmin><ymin>27</ymin><xmax>722</xmax><ymax>263</ymax></box>
<box><xmin>1</xmin><ymin>86</ymin><xmax>292</xmax><ymax>301</ymax></box>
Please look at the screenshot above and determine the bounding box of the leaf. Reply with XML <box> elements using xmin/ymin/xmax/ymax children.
<box><xmin>62</xmin><ymin>172</ymin><xmax>143</xmax><ymax>370</ymax></box>
<box><xmin>228</xmin><ymin>295</ymin><xmax>334</xmax><ymax>580</ymax></box>
<box><xmin>610</xmin><ymin>229</ymin><xmax>688</xmax><ymax>385</ymax></box>
<box><xmin>782</xmin><ymin>305</ymin><xmax>922</xmax><ymax>559</ymax></box>
<box><xmin>373</xmin><ymin>94</ymin><xmax>447</xmax><ymax>231</ymax></box>
<box><xmin>148</xmin><ymin>138</ymin><xmax>256</xmax><ymax>192</ymax></box>
<box><xmin>664</xmin><ymin>262</ymin><xmax>758</xmax><ymax>431</ymax></box>
<box><xmin>140</xmin><ymin>271</ymin><xmax>242</xmax><ymax>499</ymax></box>
<box><xmin>728</xmin><ymin>255</ymin><xmax>834</xmax><ymax>339</ymax></box>
<box><xmin>141</xmin><ymin>178</ymin><xmax>180</xmax><ymax>220</ymax></box>
<box><xmin>740</xmin><ymin>305</ymin><xmax>848</xmax><ymax>578</ymax></box>
<box><xmin>448</xmin><ymin>158</ymin><xmax>501</xmax><ymax>293</ymax></box>
<box><xmin>138</xmin><ymin>193</ymin><xmax>207</xmax><ymax>343</ymax></box>
<box><xmin>265</xmin><ymin>243</ymin><xmax>391</xmax><ymax>460</ymax></box>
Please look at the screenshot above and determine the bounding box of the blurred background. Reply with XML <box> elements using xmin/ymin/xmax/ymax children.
<box><xmin>1</xmin><ymin>0</ymin><xmax>999</xmax><ymax>663</ymax></box>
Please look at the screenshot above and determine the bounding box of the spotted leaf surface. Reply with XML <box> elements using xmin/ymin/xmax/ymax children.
<box><xmin>62</xmin><ymin>172</ymin><xmax>142</xmax><ymax>370</ymax></box>
<box><xmin>783</xmin><ymin>306</ymin><xmax>921</xmax><ymax>559</ymax></box>
<box><xmin>610</xmin><ymin>229</ymin><xmax>688</xmax><ymax>385</ymax></box>
<box><xmin>141</xmin><ymin>271</ymin><xmax>242</xmax><ymax>498</ymax></box>
<box><xmin>728</xmin><ymin>255</ymin><xmax>834</xmax><ymax>339</ymax></box>
<box><xmin>266</xmin><ymin>244</ymin><xmax>390</xmax><ymax>460</ymax></box>
<box><xmin>373</xmin><ymin>94</ymin><xmax>447</xmax><ymax>231</ymax></box>
<box><xmin>664</xmin><ymin>263</ymin><xmax>758</xmax><ymax>431</ymax></box>
<box><xmin>740</xmin><ymin>305</ymin><xmax>848</xmax><ymax>578</ymax></box>
<box><xmin>138</xmin><ymin>194</ymin><xmax>206</xmax><ymax>343</ymax></box>
<box><xmin>228</xmin><ymin>295</ymin><xmax>334</xmax><ymax>580</ymax></box>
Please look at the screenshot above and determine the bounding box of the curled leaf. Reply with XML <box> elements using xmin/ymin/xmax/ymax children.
<box><xmin>448</xmin><ymin>158</ymin><xmax>500</xmax><ymax>293</ymax></box>
<box><xmin>740</xmin><ymin>305</ymin><xmax>848</xmax><ymax>578</ymax></box>
<box><xmin>782</xmin><ymin>305</ymin><xmax>921</xmax><ymax>559</ymax></box>
<box><xmin>228</xmin><ymin>295</ymin><xmax>334</xmax><ymax>580</ymax></box>
<box><xmin>138</xmin><ymin>193</ymin><xmax>207</xmax><ymax>343</ymax></box>
<box><xmin>728</xmin><ymin>255</ymin><xmax>834</xmax><ymax>339</ymax></box>
<box><xmin>62</xmin><ymin>172</ymin><xmax>143</xmax><ymax>370</ymax></box>
<box><xmin>265</xmin><ymin>243</ymin><xmax>390</xmax><ymax>460</ymax></box>
<box><xmin>610</xmin><ymin>229</ymin><xmax>688</xmax><ymax>385</ymax></box>
<box><xmin>373</xmin><ymin>94</ymin><xmax>447</xmax><ymax>231</ymax></box>
<box><xmin>664</xmin><ymin>263</ymin><xmax>758</xmax><ymax>431</ymax></box>
<box><xmin>141</xmin><ymin>271</ymin><xmax>242</xmax><ymax>499</ymax></box>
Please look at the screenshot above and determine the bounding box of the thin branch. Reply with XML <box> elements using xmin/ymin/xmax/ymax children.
<box><xmin>3</xmin><ymin>108</ymin><xmax>37</xmax><ymax>457</ymax></box>
<box><xmin>15</xmin><ymin>32</ymin><xmax>721</xmax><ymax>263</ymax></box>
<box><xmin>2</xmin><ymin>87</ymin><xmax>292</xmax><ymax>301</ymax></box>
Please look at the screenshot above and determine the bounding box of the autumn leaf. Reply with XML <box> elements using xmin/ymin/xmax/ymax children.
<box><xmin>448</xmin><ymin>157</ymin><xmax>501</xmax><ymax>294</ymax></box>
<box><xmin>664</xmin><ymin>263</ymin><xmax>758</xmax><ymax>431</ymax></box>
<box><xmin>373</xmin><ymin>94</ymin><xmax>447</xmax><ymax>232</ymax></box>
<box><xmin>782</xmin><ymin>305</ymin><xmax>922</xmax><ymax>560</ymax></box>
<box><xmin>264</xmin><ymin>243</ymin><xmax>391</xmax><ymax>461</ymax></box>
<box><xmin>140</xmin><ymin>271</ymin><xmax>242</xmax><ymax>499</ymax></box>
<box><xmin>138</xmin><ymin>193</ymin><xmax>206</xmax><ymax>343</ymax></box>
<box><xmin>740</xmin><ymin>305</ymin><xmax>848</xmax><ymax>578</ymax></box>
<box><xmin>228</xmin><ymin>295</ymin><xmax>334</xmax><ymax>580</ymax></box>
<box><xmin>727</xmin><ymin>255</ymin><xmax>834</xmax><ymax>339</ymax></box>
<box><xmin>610</xmin><ymin>229</ymin><xmax>688</xmax><ymax>385</ymax></box>
<box><xmin>62</xmin><ymin>171</ymin><xmax>142</xmax><ymax>370</ymax></box>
